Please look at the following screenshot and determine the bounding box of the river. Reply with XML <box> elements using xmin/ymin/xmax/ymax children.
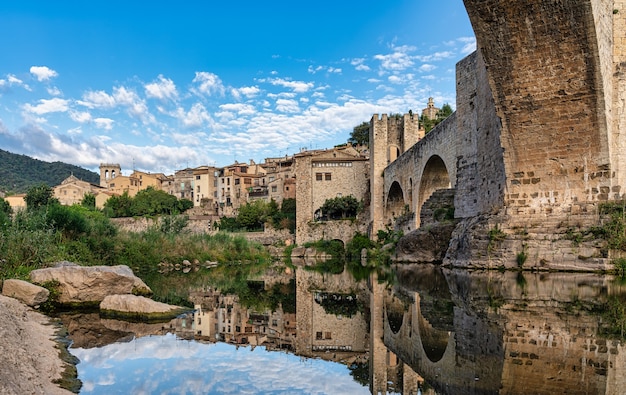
<box><xmin>62</xmin><ymin>263</ymin><xmax>626</xmax><ymax>394</ymax></box>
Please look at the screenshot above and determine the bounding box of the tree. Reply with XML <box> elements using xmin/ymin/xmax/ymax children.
<box><xmin>348</xmin><ymin>122</ymin><xmax>370</xmax><ymax>147</ymax></box>
<box><xmin>81</xmin><ymin>192</ymin><xmax>96</xmax><ymax>210</ymax></box>
<box><xmin>318</xmin><ymin>195</ymin><xmax>362</xmax><ymax>220</ymax></box>
<box><xmin>421</xmin><ymin>103</ymin><xmax>454</xmax><ymax>134</ymax></box>
<box><xmin>103</xmin><ymin>191</ymin><xmax>133</xmax><ymax>217</ymax></box>
<box><xmin>0</xmin><ymin>197</ymin><xmax>11</xmax><ymax>216</ymax></box>
<box><xmin>25</xmin><ymin>184</ymin><xmax>57</xmax><ymax>210</ymax></box>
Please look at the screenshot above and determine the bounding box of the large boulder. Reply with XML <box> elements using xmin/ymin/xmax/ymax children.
<box><xmin>30</xmin><ymin>263</ymin><xmax>152</xmax><ymax>305</ymax></box>
<box><xmin>100</xmin><ymin>294</ymin><xmax>187</xmax><ymax>321</ymax></box>
<box><xmin>1</xmin><ymin>279</ymin><xmax>50</xmax><ymax>307</ymax></box>
<box><xmin>394</xmin><ymin>222</ymin><xmax>457</xmax><ymax>263</ymax></box>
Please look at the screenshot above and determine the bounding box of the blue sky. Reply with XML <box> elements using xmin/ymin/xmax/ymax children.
<box><xmin>72</xmin><ymin>333</ymin><xmax>372</xmax><ymax>394</ymax></box>
<box><xmin>0</xmin><ymin>1</ymin><xmax>475</xmax><ymax>175</ymax></box>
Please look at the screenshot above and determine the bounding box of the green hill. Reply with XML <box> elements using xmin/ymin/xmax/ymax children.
<box><xmin>0</xmin><ymin>149</ymin><xmax>100</xmax><ymax>194</ymax></box>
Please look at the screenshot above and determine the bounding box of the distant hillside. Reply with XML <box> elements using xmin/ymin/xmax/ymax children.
<box><xmin>0</xmin><ymin>149</ymin><xmax>100</xmax><ymax>194</ymax></box>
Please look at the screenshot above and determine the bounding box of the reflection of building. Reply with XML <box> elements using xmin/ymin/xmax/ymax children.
<box><xmin>190</xmin><ymin>282</ymin><xmax>296</xmax><ymax>350</ymax></box>
<box><xmin>295</xmin><ymin>266</ymin><xmax>369</xmax><ymax>362</ymax></box>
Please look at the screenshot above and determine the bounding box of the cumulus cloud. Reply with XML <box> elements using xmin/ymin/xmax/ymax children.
<box><xmin>145</xmin><ymin>75</ymin><xmax>178</xmax><ymax>101</ymax></box>
<box><xmin>23</xmin><ymin>98</ymin><xmax>69</xmax><ymax>114</ymax></box>
<box><xmin>70</xmin><ymin>110</ymin><xmax>92</xmax><ymax>123</ymax></box>
<box><xmin>419</xmin><ymin>64</ymin><xmax>437</xmax><ymax>73</ymax></box>
<box><xmin>30</xmin><ymin>66</ymin><xmax>58</xmax><ymax>81</ymax></box>
<box><xmin>231</xmin><ymin>86</ymin><xmax>260</xmax><ymax>100</ymax></box>
<box><xmin>307</xmin><ymin>65</ymin><xmax>342</xmax><ymax>75</ymax></box>
<box><xmin>275</xmin><ymin>98</ymin><xmax>300</xmax><ymax>113</ymax></box>
<box><xmin>175</xmin><ymin>102</ymin><xmax>212</xmax><ymax>128</ymax></box>
<box><xmin>94</xmin><ymin>117</ymin><xmax>114</xmax><ymax>130</ymax></box>
<box><xmin>78</xmin><ymin>90</ymin><xmax>116</xmax><ymax>109</ymax></box>
<box><xmin>193</xmin><ymin>72</ymin><xmax>226</xmax><ymax>96</ymax></box>
<box><xmin>351</xmin><ymin>58</ymin><xmax>371</xmax><ymax>72</ymax></box>
<box><xmin>267</xmin><ymin>78</ymin><xmax>313</xmax><ymax>93</ymax></box>
<box><xmin>374</xmin><ymin>46</ymin><xmax>415</xmax><ymax>72</ymax></box>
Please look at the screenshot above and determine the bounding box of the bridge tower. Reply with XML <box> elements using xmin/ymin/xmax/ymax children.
<box><xmin>99</xmin><ymin>163</ymin><xmax>121</xmax><ymax>188</ymax></box>
<box><xmin>369</xmin><ymin>113</ymin><xmax>421</xmax><ymax>236</ymax></box>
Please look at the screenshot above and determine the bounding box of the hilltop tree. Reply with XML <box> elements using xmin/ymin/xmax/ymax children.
<box><xmin>348</xmin><ymin>122</ymin><xmax>370</xmax><ymax>147</ymax></box>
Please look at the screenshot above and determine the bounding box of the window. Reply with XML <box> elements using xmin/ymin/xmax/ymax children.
<box><xmin>285</xmin><ymin>186</ymin><xmax>289</xmax><ymax>191</ymax></box>
<box><xmin>235</xmin><ymin>178</ymin><xmax>240</xmax><ymax>185</ymax></box>
<box><xmin>271</xmin><ymin>186</ymin><xmax>277</xmax><ymax>192</ymax></box>
<box><xmin>316</xmin><ymin>332</ymin><xmax>323</xmax><ymax>340</ymax></box>
<box><xmin>316</xmin><ymin>173</ymin><xmax>323</xmax><ymax>181</ymax></box>
<box><xmin>196</xmin><ymin>175</ymin><xmax>201</xmax><ymax>180</ymax></box>
<box><xmin>325</xmin><ymin>332</ymin><xmax>332</xmax><ymax>339</ymax></box>
<box><xmin>325</xmin><ymin>173</ymin><xmax>331</xmax><ymax>181</ymax></box>
<box><xmin>269</xmin><ymin>176</ymin><xmax>275</xmax><ymax>182</ymax></box>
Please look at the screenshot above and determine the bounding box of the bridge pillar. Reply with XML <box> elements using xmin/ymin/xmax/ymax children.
<box><xmin>463</xmin><ymin>0</ymin><xmax>625</xmax><ymax>219</ymax></box>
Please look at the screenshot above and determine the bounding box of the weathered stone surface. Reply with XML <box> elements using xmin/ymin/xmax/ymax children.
<box><xmin>100</xmin><ymin>294</ymin><xmax>186</xmax><ymax>320</ymax></box>
<box><xmin>30</xmin><ymin>263</ymin><xmax>151</xmax><ymax>305</ymax></box>
<box><xmin>395</xmin><ymin>222</ymin><xmax>457</xmax><ymax>263</ymax></box>
<box><xmin>2</xmin><ymin>279</ymin><xmax>50</xmax><ymax>307</ymax></box>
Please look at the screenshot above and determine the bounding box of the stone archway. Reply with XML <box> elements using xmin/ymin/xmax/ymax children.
<box><xmin>417</xmin><ymin>155</ymin><xmax>451</xmax><ymax>227</ymax></box>
<box><xmin>385</xmin><ymin>181</ymin><xmax>405</xmax><ymax>227</ymax></box>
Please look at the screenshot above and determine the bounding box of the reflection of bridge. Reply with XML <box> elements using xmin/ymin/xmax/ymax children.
<box><xmin>370</xmin><ymin>267</ymin><xmax>626</xmax><ymax>394</ymax></box>
<box><xmin>370</xmin><ymin>0</ymin><xmax>626</xmax><ymax>269</ymax></box>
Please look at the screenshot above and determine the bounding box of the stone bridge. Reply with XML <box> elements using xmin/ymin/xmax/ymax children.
<box><xmin>370</xmin><ymin>0</ymin><xmax>626</xmax><ymax>268</ymax></box>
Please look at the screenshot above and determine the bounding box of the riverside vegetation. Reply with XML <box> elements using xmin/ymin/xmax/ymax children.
<box><xmin>0</xmin><ymin>185</ymin><xmax>275</xmax><ymax>308</ymax></box>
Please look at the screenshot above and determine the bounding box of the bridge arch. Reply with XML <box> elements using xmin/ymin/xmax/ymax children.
<box><xmin>385</xmin><ymin>181</ymin><xmax>405</xmax><ymax>227</ymax></box>
<box><xmin>416</xmin><ymin>155</ymin><xmax>452</xmax><ymax>226</ymax></box>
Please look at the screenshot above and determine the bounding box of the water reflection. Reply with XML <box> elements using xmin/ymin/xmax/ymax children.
<box><xmin>64</xmin><ymin>261</ymin><xmax>626</xmax><ymax>395</ymax></box>
<box><xmin>373</xmin><ymin>265</ymin><xmax>626</xmax><ymax>395</ymax></box>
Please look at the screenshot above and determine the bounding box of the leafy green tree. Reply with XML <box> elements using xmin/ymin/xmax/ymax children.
<box><xmin>103</xmin><ymin>191</ymin><xmax>133</xmax><ymax>217</ymax></box>
<box><xmin>25</xmin><ymin>184</ymin><xmax>57</xmax><ymax>210</ymax></box>
<box><xmin>421</xmin><ymin>103</ymin><xmax>454</xmax><ymax>134</ymax></box>
<box><xmin>348</xmin><ymin>121</ymin><xmax>370</xmax><ymax>147</ymax></box>
<box><xmin>81</xmin><ymin>192</ymin><xmax>96</xmax><ymax>210</ymax></box>
<box><xmin>237</xmin><ymin>200</ymin><xmax>269</xmax><ymax>231</ymax></box>
<box><xmin>318</xmin><ymin>195</ymin><xmax>362</xmax><ymax>220</ymax></box>
<box><xmin>0</xmin><ymin>197</ymin><xmax>11</xmax><ymax>216</ymax></box>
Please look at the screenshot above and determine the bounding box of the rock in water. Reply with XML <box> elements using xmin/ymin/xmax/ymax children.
<box><xmin>100</xmin><ymin>294</ymin><xmax>188</xmax><ymax>321</ymax></box>
<box><xmin>30</xmin><ymin>263</ymin><xmax>152</xmax><ymax>305</ymax></box>
<box><xmin>1</xmin><ymin>279</ymin><xmax>50</xmax><ymax>307</ymax></box>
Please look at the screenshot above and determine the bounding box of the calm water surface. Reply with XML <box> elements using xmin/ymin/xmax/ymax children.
<box><xmin>64</xmin><ymin>263</ymin><xmax>626</xmax><ymax>395</ymax></box>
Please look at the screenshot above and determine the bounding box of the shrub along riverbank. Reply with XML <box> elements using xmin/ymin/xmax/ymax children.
<box><xmin>0</xmin><ymin>199</ymin><xmax>273</xmax><ymax>306</ymax></box>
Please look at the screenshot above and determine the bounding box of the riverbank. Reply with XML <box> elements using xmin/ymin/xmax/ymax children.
<box><xmin>0</xmin><ymin>295</ymin><xmax>72</xmax><ymax>395</ymax></box>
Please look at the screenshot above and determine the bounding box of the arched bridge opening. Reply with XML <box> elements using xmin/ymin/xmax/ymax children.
<box><xmin>417</xmin><ymin>155</ymin><xmax>453</xmax><ymax>227</ymax></box>
<box><xmin>385</xmin><ymin>181</ymin><xmax>406</xmax><ymax>228</ymax></box>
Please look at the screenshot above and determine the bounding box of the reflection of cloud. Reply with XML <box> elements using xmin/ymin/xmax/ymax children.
<box><xmin>71</xmin><ymin>333</ymin><xmax>369</xmax><ymax>394</ymax></box>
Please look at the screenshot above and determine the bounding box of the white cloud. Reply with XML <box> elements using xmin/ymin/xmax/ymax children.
<box><xmin>458</xmin><ymin>36</ymin><xmax>477</xmax><ymax>55</ymax></box>
<box><xmin>193</xmin><ymin>72</ymin><xmax>226</xmax><ymax>96</ymax></box>
<box><xmin>231</xmin><ymin>86</ymin><xmax>260</xmax><ymax>100</ymax></box>
<box><xmin>145</xmin><ymin>75</ymin><xmax>178</xmax><ymax>101</ymax></box>
<box><xmin>94</xmin><ymin>117</ymin><xmax>114</xmax><ymax>130</ymax></box>
<box><xmin>374</xmin><ymin>47</ymin><xmax>415</xmax><ymax>72</ymax></box>
<box><xmin>175</xmin><ymin>102</ymin><xmax>212</xmax><ymax>128</ymax></box>
<box><xmin>70</xmin><ymin>110</ymin><xmax>92</xmax><ymax>123</ymax></box>
<box><xmin>30</xmin><ymin>66</ymin><xmax>58</xmax><ymax>81</ymax></box>
<box><xmin>416</xmin><ymin>51</ymin><xmax>454</xmax><ymax>62</ymax></box>
<box><xmin>419</xmin><ymin>64</ymin><xmax>437</xmax><ymax>73</ymax></box>
<box><xmin>7</xmin><ymin>75</ymin><xmax>23</xmax><ymax>85</ymax></box>
<box><xmin>219</xmin><ymin>103</ymin><xmax>257</xmax><ymax>116</ymax></box>
<box><xmin>275</xmin><ymin>99</ymin><xmax>300</xmax><ymax>113</ymax></box>
<box><xmin>267</xmin><ymin>78</ymin><xmax>313</xmax><ymax>93</ymax></box>
<box><xmin>47</xmin><ymin>86</ymin><xmax>62</xmax><ymax>96</ymax></box>
<box><xmin>79</xmin><ymin>90</ymin><xmax>116</xmax><ymax>109</ymax></box>
<box><xmin>23</xmin><ymin>98</ymin><xmax>69</xmax><ymax>114</ymax></box>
